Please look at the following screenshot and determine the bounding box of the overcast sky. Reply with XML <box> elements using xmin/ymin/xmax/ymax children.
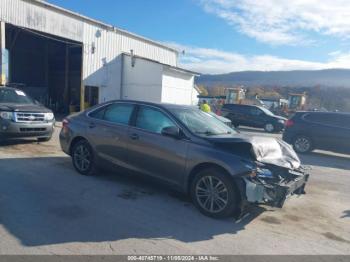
<box><xmin>48</xmin><ymin>0</ymin><xmax>350</xmax><ymax>74</ymax></box>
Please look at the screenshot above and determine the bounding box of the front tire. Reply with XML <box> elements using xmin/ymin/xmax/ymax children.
<box><xmin>191</xmin><ymin>168</ymin><xmax>239</xmax><ymax>218</ymax></box>
<box><xmin>71</xmin><ymin>140</ymin><xmax>97</xmax><ymax>176</ymax></box>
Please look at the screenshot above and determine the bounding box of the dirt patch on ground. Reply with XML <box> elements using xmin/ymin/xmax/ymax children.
<box><xmin>117</xmin><ymin>188</ymin><xmax>155</xmax><ymax>201</ymax></box>
<box><xmin>0</xmin><ymin>140</ymin><xmax>60</xmax><ymax>156</ymax></box>
<box><xmin>322</xmin><ymin>232</ymin><xmax>350</xmax><ymax>244</ymax></box>
<box><xmin>284</xmin><ymin>214</ymin><xmax>301</xmax><ymax>222</ymax></box>
<box><xmin>260</xmin><ymin>216</ymin><xmax>281</xmax><ymax>225</ymax></box>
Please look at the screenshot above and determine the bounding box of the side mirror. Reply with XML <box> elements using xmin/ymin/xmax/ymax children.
<box><xmin>161</xmin><ymin>126</ymin><xmax>181</xmax><ymax>139</ymax></box>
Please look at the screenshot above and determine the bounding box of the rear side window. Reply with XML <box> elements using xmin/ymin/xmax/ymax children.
<box><xmin>304</xmin><ymin>113</ymin><xmax>344</xmax><ymax>127</ymax></box>
<box><xmin>103</xmin><ymin>103</ymin><xmax>134</xmax><ymax>125</ymax></box>
<box><xmin>89</xmin><ymin>107</ymin><xmax>106</xmax><ymax>119</ymax></box>
<box><xmin>223</xmin><ymin>104</ymin><xmax>236</xmax><ymax>110</ymax></box>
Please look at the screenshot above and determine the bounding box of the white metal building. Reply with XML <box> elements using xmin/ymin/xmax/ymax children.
<box><xmin>0</xmin><ymin>0</ymin><xmax>198</xmax><ymax>112</ymax></box>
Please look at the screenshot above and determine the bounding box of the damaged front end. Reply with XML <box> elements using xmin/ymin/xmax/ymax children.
<box><xmin>244</xmin><ymin>164</ymin><xmax>309</xmax><ymax>208</ymax></box>
<box><xmin>210</xmin><ymin>135</ymin><xmax>310</xmax><ymax>209</ymax></box>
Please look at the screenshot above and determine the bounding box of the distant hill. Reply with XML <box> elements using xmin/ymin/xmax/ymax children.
<box><xmin>196</xmin><ymin>69</ymin><xmax>350</xmax><ymax>89</ymax></box>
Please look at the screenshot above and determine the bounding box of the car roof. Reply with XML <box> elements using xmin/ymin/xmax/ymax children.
<box><xmin>296</xmin><ymin>111</ymin><xmax>350</xmax><ymax>116</ymax></box>
<box><xmin>224</xmin><ymin>103</ymin><xmax>254</xmax><ymax>107</ymax></box>
<box><xmin>99</xmin><ymin>100</ymin><xmax>197</xmax><ymax>110</ymax></box>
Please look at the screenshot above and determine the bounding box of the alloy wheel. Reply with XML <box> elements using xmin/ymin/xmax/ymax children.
<box><xmin>195</xmin><ymin>175</ymin><xmax>229</xmax><ymax>214</ymax></box>
<box><xmin>73</xmin><ymin>144</ymin><xmax>91</xmax><ymax>172</ymax></box>
<box><xmin>294</xmin><ymin>137</ymin><xmax>311</xmax><ymax>153</ymax></box>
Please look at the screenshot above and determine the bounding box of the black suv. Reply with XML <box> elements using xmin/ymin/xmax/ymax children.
<box><xmin>221</xmin><ymin>104</ymin><xmax>287</xmax><ymax>132</ymax></box>
<box><xmin>283</xmin><ymin>111</ymin><xmax>350</xmax><ymax>154</ymax></box>
<box><xmin>0</xmin><ymin>86</ymin><xmax>55</xmax><ymax>142</ymax></box>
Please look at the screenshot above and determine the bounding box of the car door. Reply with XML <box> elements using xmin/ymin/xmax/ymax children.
<box><xmin>330</xmin><ymin>114</ymin><xmax>350</xmax><ymax>153</ymax></box>
<box><xmin>246</xmin><ymin>107</ymin><xmax>265</xmax><ymax>127</ymax></box>
<box><xmin>233</xmin><ymin>106</ymin><xmax>250</xmax><ymax>126</ymax></box>
<box><xmin>127</xmin><ymin>105</ymin><xmax>188</xmax><ymax>185</ymax></box>
<box><xmin>86</xmin><ymin>102</ymin><xmax>135</xmax><ymax>168</ymax></box>
<box><xmin>303</xmin><ymin>113</ymin><xmax>339</xmax><ymax>151</ymax></box>
<box><xmin>222</xmin><ymin>105</ymin><xmax>240</xmax><ymax>125</ymax></box>
<box><xmin>342</xmin><ymin>115</ymin><xmax>350</xmax><ymax>153</ymax></box>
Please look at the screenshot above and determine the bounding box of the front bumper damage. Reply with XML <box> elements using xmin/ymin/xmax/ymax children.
<box><xmin>243</xmin><ymin>166</ymin><xmax>309</xmax><ymax>208</ymax></box>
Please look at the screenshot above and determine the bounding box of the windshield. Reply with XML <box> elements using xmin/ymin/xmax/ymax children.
<box><xmin>171</xmin><ymin>108</ymin><xmax>238</xmax><ymax>136</ymax></box>
<box><xmin>0</xmin><ymin>89</ymin><xmax>34</xmax><ymax>104</ymax></box>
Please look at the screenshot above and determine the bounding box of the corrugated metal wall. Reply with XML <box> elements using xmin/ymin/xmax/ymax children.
<box><xmin>0</xmin><ymin>0</ymin><xmax>84</xmax><ymax>42</ymax></box>
<box><xmin>0</xmin><ymin>0</ymin><xmax>178</xmax><ymax>98</ymax></box>
<box><xmin>82</xmin><ymin>23</ymin><xmax>177</xmax><ymax>79</ymax></box>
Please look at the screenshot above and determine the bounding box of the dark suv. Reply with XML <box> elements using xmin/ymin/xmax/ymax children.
<box><xmin>221</xmin><ymin>104</ymin><xmax>287</xmax><ymax>132</ymax></box>
<box><xmin>283</xmin><ymin>111</ymin><xmax>350</xmax><ymax>154</ymax></box>
<box><xmin>60</xmin><ymin>100</ymin><xmax>308</xmax><ymax>218</ymax></box>
<box><xmin>0</xmin><ymin>86</ymin><xmax>55</xmax><ymax>142</ymax></box>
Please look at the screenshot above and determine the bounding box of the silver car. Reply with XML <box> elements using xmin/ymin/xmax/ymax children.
<box><xmin>60</xmin><ymin>100</ymin><xmax>309</xmax><ymax>218</ymax></box>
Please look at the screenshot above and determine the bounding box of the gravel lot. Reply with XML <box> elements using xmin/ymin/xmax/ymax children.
<box><xmin>0</xmin><ymin>125</ymin><xmax>349</xmax><ymax>255</ymax></box>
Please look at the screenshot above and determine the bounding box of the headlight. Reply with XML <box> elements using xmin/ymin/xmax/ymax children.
<box><xmin>278</xmin><ymin>119</ymin><xmax>285</xmax><ymax>124</ymax></box>
<box><xmin>0</xmin><ymin>111</ymin><xmax>13</xmax><ymax>120</ymax></box>
<box><xmin>44</xmin><ymin>112</ymin><xmax>54</xmax><ymax>121</ymax></box>
<box><xmin>241</xmin><ymin>160</ymin><xmax>258</xmax><ymax>177</ymax></box>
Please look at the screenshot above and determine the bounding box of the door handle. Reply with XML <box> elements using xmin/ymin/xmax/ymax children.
<box><xmin>129</xmin><ymin>133</ymin><xmax>139</xmax><ymax>140</ymax></box>
<box><xmin>89</xmin><ymin>123</ymin><xmax>96</xmax><ymax>129</ymax></box>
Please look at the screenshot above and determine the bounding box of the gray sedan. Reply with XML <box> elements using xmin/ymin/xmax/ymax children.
<box><xmin>60</xmin><ymin>100</ymin><xmax>308</xmax><ymax>218</ymax></box>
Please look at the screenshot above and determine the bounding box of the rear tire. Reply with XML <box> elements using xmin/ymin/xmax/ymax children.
<box><xmin>293</xmin><ymin>135</ymin><xmax>313</xmax><ymax>154</ymax></box>
<box><xmin>191</xmin><ymin>168</ymin><xmax>239</xmax><ymax>219</ymax></box>
<box><xmin>71</xmin><ymin>139</ymin><xmax>97</xmax><ymax>176</ymax></box>
<box><xmin>264</xmin><ymin>123</ymin><xmax>275</xmax><ymax>133</ymax></box>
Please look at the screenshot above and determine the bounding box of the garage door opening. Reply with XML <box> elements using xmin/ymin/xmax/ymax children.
<box><xmin>5</xmin><ymin>24</ymin><xmax>83</xmax><ymax>113</ymax></box>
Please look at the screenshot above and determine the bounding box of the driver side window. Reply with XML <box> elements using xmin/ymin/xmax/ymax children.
<box><xmin>135</xmin><ymin>106</ymin><xmax>175</xmax><ymax>134</ymax></box>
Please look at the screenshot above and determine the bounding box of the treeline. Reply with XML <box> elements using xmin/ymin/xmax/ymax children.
<box><xmin>196</xmin><ymin>84</ymin><xmax>350</xmax><ymax>112</ymax></box>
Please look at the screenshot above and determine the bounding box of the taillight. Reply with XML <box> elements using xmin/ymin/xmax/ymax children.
<box><xmin>62</xmin><ymin>119</ymin><xmax>69</xmax><ymax>133</ymax></box>
<box><xmin>285</xmin><ymin>119</ymin><xmax>294</xmax><ymax>127</ymax></box>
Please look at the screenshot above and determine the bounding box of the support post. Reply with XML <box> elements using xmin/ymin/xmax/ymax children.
<box><xmin>63</xmin><ymin>45</ymin><xmax>70</xmax><ymax>110</ymax></box>
<box><xmin>0</xmin><ymin>21</ymin><xmax>5</xmax><ymax>86</ymax></box>
<box><xmin>80</xmin><ymin>45</ymin><xmax>85</xmax><ymax>111</ymax></box>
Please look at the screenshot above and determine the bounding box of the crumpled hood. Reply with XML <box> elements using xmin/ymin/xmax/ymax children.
<box><xmin>208</xmin><ymin>135</ymin><xmax>301</xmax><ymax>169</ymax></box>
<box><xmin>0</xmin><ymin>103</ymin><xmax>51</xmax><ymax>113</ymax></box>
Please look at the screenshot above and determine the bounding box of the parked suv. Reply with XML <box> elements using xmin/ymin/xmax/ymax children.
<box><xmin>221</xmin><ymin>104</ymin><xmax>287</xmax><ymax>132</ymax></box>
<box><xmin>60</xmin><ymin>100</ymin><xmax>308</xmax><ymax>218</ymax></box>
<box><xmin>0</xmin><ymin>86</ymin><xmax>55</xmax><ymax>142</ymax></box>
<box><xmin>283</xmin><ymin>111</ymin><xmax>350</xmax><ymax>154</ymax></box>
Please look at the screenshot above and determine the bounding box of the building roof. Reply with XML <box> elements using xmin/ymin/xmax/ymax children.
<box><xmin>29</xmin><ymin>0</ymin><xmax>178</xmax><ymax>54</ymax></box>
<box><xmin>123</xmin><ymin>52</ymin><xmax>200</xmax><ymax>76</ymax></box>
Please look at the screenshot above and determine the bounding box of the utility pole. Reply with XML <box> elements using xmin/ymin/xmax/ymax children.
<box><xmin>0</xmin><ymin>21</ymin><xmax>5</xmax><ymax>86</ymax></box>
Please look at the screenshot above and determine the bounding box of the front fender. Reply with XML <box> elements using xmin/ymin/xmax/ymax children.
<box><xmin>184</xmin><ymin>142</ymin><xmax>253</xmax><ymax>190</ymax></box>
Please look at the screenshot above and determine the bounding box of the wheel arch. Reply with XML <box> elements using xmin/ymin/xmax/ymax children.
<box><xmin>69</xmin><ymin>136</ymin><xmax>88</xmax><ymax>155</ymax></box>
<box><xmin>186</xmin><ymin>162</ymin><xmax>241</xmax><ymax>195</ymax></box>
